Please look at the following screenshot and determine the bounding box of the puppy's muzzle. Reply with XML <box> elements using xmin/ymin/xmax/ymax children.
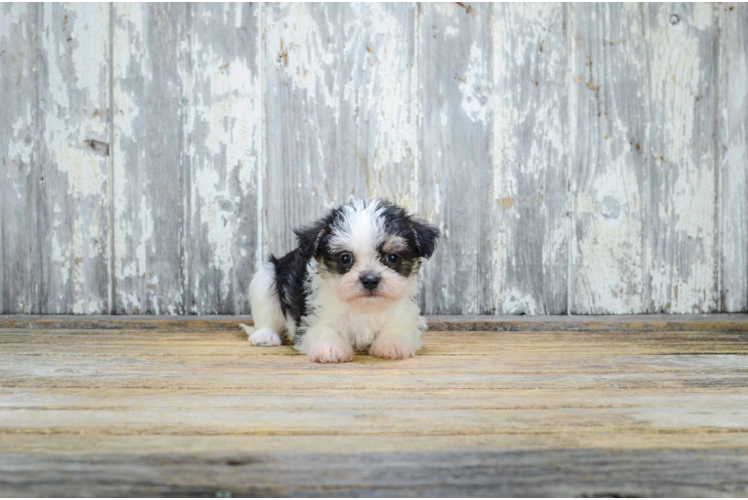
<box><xmin>359</xmin><ymin>273</ymin><xmax>381</xmax><ymax>291</ymax></box>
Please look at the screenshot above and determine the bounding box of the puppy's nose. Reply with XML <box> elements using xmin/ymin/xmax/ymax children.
<box><xmin>360</xmin><ymin>273</ymin><xmax>381</xmax><ymax>291</ymax></box>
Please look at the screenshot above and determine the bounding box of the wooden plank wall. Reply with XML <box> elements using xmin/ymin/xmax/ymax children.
<box><xmin>1</xmin><ymin>3</ymin><xmax>746</xmax><ymax>315</ymax></box>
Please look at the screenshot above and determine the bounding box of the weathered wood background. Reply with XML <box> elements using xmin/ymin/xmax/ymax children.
<box><xmin>1</xmin><ymin>3</ymin><xmax>746</xmax><ymax>315</ymax></box>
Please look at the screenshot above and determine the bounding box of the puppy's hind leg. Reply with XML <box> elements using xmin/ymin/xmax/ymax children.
<box><xmin>243</xmin><ymin>262</ymin><xmax>286</xmax><ymax>347</ymax></box>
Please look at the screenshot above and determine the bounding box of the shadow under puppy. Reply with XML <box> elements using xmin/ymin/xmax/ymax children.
<box><xmin>241</xmin><ymin>199</ymin><xmax>439</xmax><ymax>363</ymax></box>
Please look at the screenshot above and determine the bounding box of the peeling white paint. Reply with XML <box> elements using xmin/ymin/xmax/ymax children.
<box><xmin>269</xmin><ymin>4</ymin><xmax>337</xmax><ymax>106</ymax></box>
<box><xmin>569</xmin><ymin>4</ymin><xmax>649</xmax><ymax>314</ymax></box>
<box><xmin>43</xmin><ymin>4</ymin><xmax>108</xmax><ymax>199</ymax></box>
<box><xmin>0</xmin><ymin>4</ymin><xmax>38</xmax><ymax>313</ymax></box>
<box><xmin>689</xmin><ymin>3</ymin><xmax>714</xmax><ymax>31</ymax></box>
<box><xmin>112</xmin><ymin>4</ymin><xmax>137</xmax><ymax>286</ymax></box>
<box><xmin>490</xmin><ymin>4</ymin><xmax>568</xmax><ymax>314</ymax></box>
<box><xmin>69</xmin><ymin>4</ymin><xmax>109</xmax><ymax>97</ymax></box>
<box><xmin>181</xmin><ymin>4</ymin><xmax>261</xmax><ymax>311</ymax></box>
<box><xmin>195</xmin><ymin>50</ymin><xmax>258</xmax><ymax>194</ymax></box>
<box><xmin>8</xmin><ymin>115</ymin><xmax>34</xmax><ymax>164</ymax></box>
<box><xmin>502</xmin><ymin>290</ymin><xmax>539</xmax><ymax>315</ymax></box>
<box><xmin>136</xmin><ymin>192</ymin><xmax>153</xmax><ymax>279</ymax></box>
<box><xmin>0</xmin><ymin>4</ymin><xmax>30</xmax><ymax>40</ymax></box>
<box><xmin>32</xmin><ymin>3</ymin><xmax>111</xmax><ymax>314</ymax></box>
<box><xmin>1</xmin><ymin>3</ymin><xmax>742</xmax><ymax>315</ymax></box>
<box><xmin>192</xmin><ymin>167</ymin><xmax>234</xmax><ymax>287</ymax></box>
<box><xmin>458</xmin><ymin>42</ymin><xmax>491</xmax><ymax>124</ymax></box>
<box><xmin>360</xmin><ymin>4</ymin><xmax>417</xmax><ymax>207</ymax></box>
<box><xmin>719</xmin><ymin>3</ymin><xmax>748</xmax><ymax>313</ymax></box>
<box><xmin>647</xmin><ymin>4</ymin><xmax>718</xmax><ymax>313</ymax></box>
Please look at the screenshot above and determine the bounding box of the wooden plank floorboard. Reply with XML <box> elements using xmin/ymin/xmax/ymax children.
<box><xmin>1</xmin><ymin>318</ymin><xmax>747</xmax><ymax>496</ymax></box>
<box><xmin>2</xmin><ymin>449</ymin><xmax>748</xmax><ymax>497</ymax></box>
<box><xmin>3</xmin><ymin>314</ymin><xmax>748</xmax><ymax>331</ymax></box>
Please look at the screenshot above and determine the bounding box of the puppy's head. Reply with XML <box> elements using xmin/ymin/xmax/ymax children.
<box><xmin>296</xmin><ymin>199</ymin><xmax>439</xmax><ymax>312</ymax></box>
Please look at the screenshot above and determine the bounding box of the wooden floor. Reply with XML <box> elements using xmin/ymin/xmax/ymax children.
<box><xmin>2</xmin><ymin>315</ymin><xmax>748</xmax><ymax>497</ymax></box>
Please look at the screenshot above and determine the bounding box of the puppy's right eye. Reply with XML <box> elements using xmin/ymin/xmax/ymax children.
<box><xmin>339</xmin><ymin>253</ymin><xmax>353</xmax><ymax>265</ymax></box>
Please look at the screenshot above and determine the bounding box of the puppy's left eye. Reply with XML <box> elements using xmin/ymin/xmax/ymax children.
<box><xmin>385</xmin><ymin>253</ymin><xmax>399</xmax><ymax>264</ymax></box>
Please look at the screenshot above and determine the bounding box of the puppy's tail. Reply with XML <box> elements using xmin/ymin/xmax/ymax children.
<box><xmin>239</xmin><ymin>323</ymin><xmax>256</xmax><ymax>338</ymax></box>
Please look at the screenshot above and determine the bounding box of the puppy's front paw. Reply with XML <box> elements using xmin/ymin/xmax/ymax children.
<box><xmin>369</xmin><ymin>338</ymin><xmax>415</xmax><ymax>360</ymax></box>
<box><xmin>308</xmin><ymin>341</ymin><xmax>354</xmax><ymax>363</ymax></box>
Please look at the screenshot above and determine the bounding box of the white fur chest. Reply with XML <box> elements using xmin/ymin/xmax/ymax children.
<box><xmin>336</xmin><ymin>310</ymin><xmax>389</xmax><ymax>350</ymax></box>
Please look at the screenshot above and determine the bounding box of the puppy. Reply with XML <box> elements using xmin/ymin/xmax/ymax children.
<box><xmin>241</xmin><ymin>199</ymin><xmax>439</xmax><ymax>363</ymax></box>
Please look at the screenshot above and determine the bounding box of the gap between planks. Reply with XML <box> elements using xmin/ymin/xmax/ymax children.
<box><xmin>2</xmin><ymin>314</ymin><xmax>748</xmax><ymax>331</ymax></box>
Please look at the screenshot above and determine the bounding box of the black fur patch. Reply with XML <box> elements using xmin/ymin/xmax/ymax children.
<box><xmin>318</xmin><ymin>249</ymin><xmax>355</xmax><ymax>276</ymax></box>
<box><xmin>378</xmin><ymin>248</ymin><xmax>418</xmax><ymax>277</ymax></box>
<box><xmin>376</xmin><ymin>200</ymin><xmax>440</xmax><ymax>267</ymax></box>
<box><xmin>269</xmin><ymin>249</ymin><xmax>309</xmax><ymax>327</ymax></box>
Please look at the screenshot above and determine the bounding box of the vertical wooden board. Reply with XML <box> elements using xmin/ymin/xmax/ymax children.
<box><xmin>186</xmin><ymin>4</ymin><xmax>260</xmax><ymax>314</ymax></box>
<box><xmin>568</xmin><ymin>4</ymin><xmax>648</xmax><ymax>314</ymax></box>
<box><xmin>720</xmin><ymin>3</ymin><xmax>748</xmax><ymax>312</ymax></box>
<box><xmin>0</xmin><ymin>4</ymin><xmax>41</xmax><ymax>313</ymax></box>
<box><xmin>112</xmin><ymin>3</ymin><xmax>188</xmax><ymax>314</ymax></box>
<box><xmin>489</xmin><ymin>4</ymin><xmax>568</xmax><ymax>315</ymax></box>
<box><xmin>263</xmin><ymin>3</ymin><xmax>417</xmax><ymax>258</ymax></box>
<box><xmin>419</xmin><ymin>3</ymin><xmax>491</xmax><ymax>314</ymax></box>
<box><xmin>645</xmin><ymin>4</ymin><xmax>719</xmax><ymax>313</ymax></box>
<box><xmin>37</xmin><ymin>3</ymin><xmax>110</xmax><ymax>314</ymax></box>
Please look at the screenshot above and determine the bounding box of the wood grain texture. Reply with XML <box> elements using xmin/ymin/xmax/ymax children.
<box><xmin>1</xmin><ymin>319</ymin><xmax>748</xmax><ymax>496</ymax></box>
<box><xmin>2</xmin><ymin>313</ymin><xmax>748</xmax><ymax>332</ymax></box>
<box><xmin>419</xmin><ymin>3</ymin><xmax>491</xmax><ymax>314</ymax></box>
<box><xmin>2</xmin><ymin>448</ymin><xmax>748</xmax><ymax>497</ymax></box>
<box><xmin>4</xmin><ymin>329</ymin><xmax>748</xmax><ymax>358</ymax></box>
<box><xmin>569</xmin><ymin>4</ymin><xmax>648</xmax><ymax>314</ymax></box>
<box><xmin>186</xmin><ymin>4</ymin><xmax>260</xmax><ymax>314</ymax></box>
<box><xmin>720</xmin><ymin>3</ymin><xmax>748</xmax><ymax>312</ymax></box>
<box><xmin>112</xmin><ymin>3</ymin><xmax>188</xmax><ymax>314</ymax></box>
<box><xmin>645</xmin><ymin>3</ymin><xmax>720</xmax><ymax>313</ymax></box>
<box><xmin>38</xmin><ymin>3</ymin><xmax>111</xmax><ymax>314</ymax></box>
<box><xmin>263</xmin><ymin>3</ymin><xmax>417</xmax><ymax>258</ymax></box>
<box><xmin>491</xmin><ymin>3</ymin><xmax>568</xmax><ymax>314</ymax></box>
<box><xmin>0</xmin><ymin>3</ymin><xmax>41</xmax><ymax>314</ymax></box>
<box><xmin>4</xmin><ymin>429</ymin><xmax>748</xmax><ymax>456</ymax></box>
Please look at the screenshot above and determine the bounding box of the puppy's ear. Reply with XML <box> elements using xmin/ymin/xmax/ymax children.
<box><xmin>411</xmin><ymin>219</ymin><xmax>440</xmax><ymax>259</ymax></box>
<box><xmin>294</xmin><ymin>219</ymin><xmax>328</xmax><ymax>259</ymax></box>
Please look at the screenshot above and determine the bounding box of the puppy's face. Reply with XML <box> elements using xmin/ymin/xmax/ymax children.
<box><xmin>296</xmin><ymin>200</ymin><xmax>439</xmax><ymax>313</ymax></box>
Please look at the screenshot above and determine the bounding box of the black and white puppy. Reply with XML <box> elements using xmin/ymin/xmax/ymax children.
<box><xmin>241</xmin><ymin>199</ymin><xmax>439</xmax><ymax>363</ymax></box>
